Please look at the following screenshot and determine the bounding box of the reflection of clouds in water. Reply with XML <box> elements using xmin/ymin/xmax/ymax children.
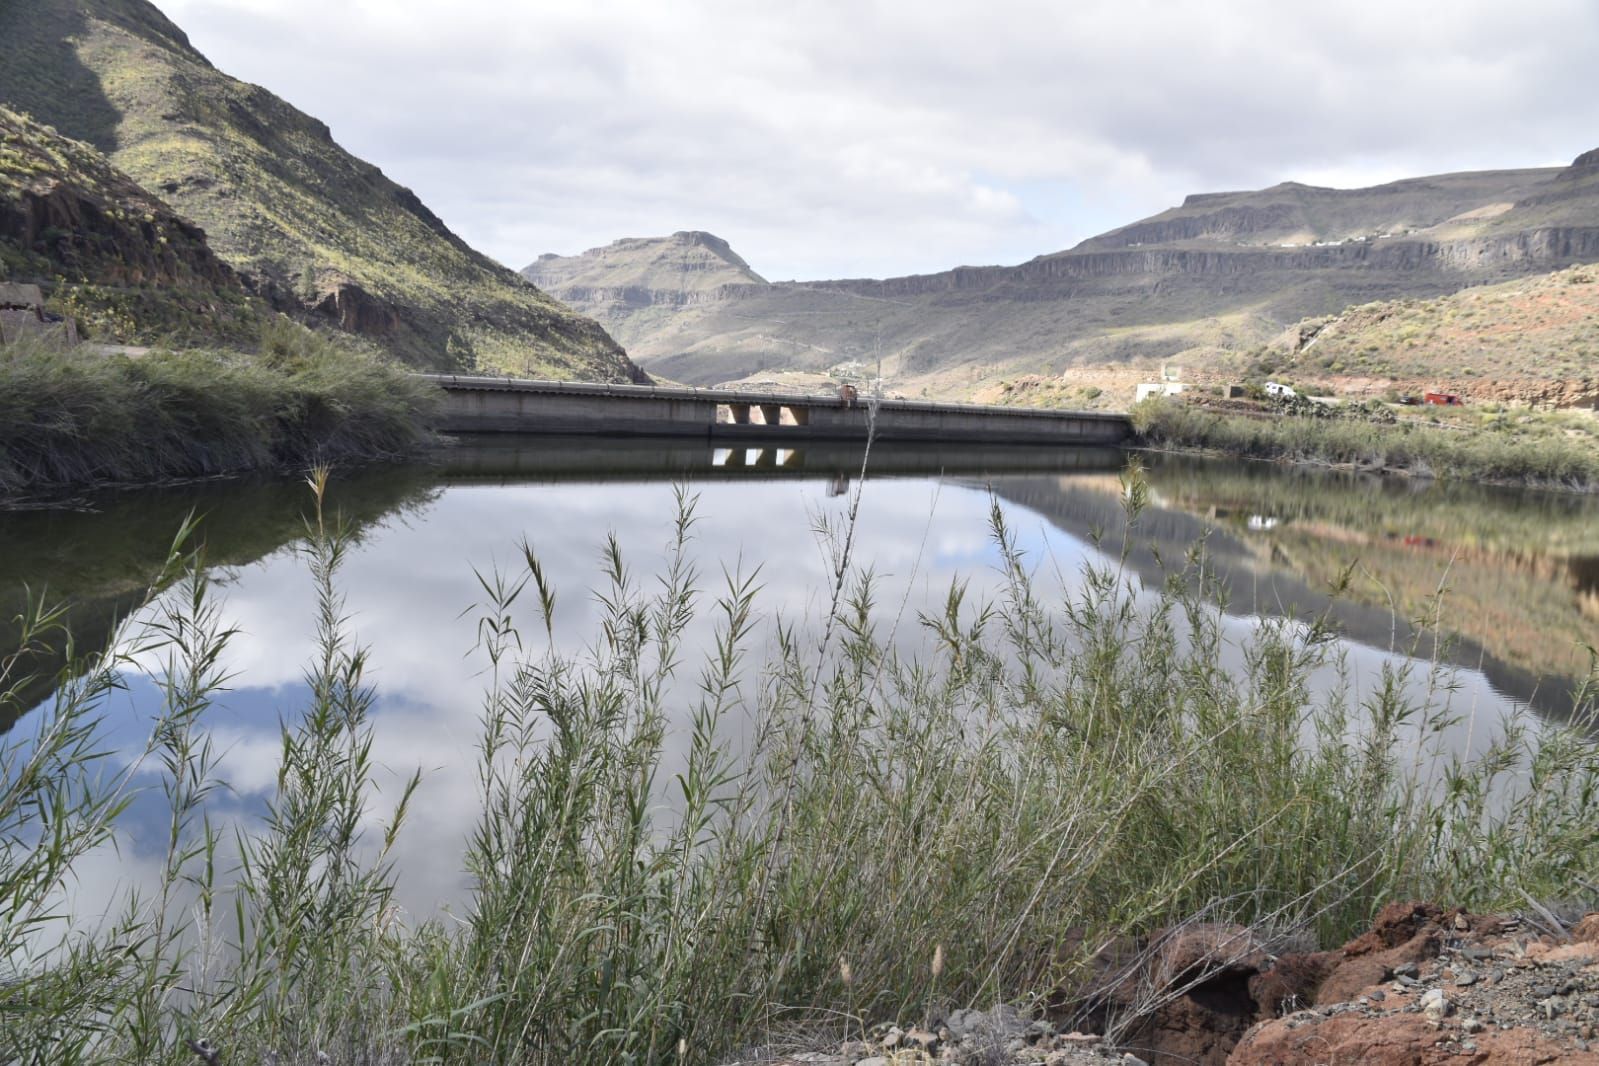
<box><xmin>94</xmin><ymin>473</ymin><xmax>1536</xmax><ymax>918</ymax></box>
<box><xmin>109</xmin><ymin>477</ymin><xmax>1070</xmax><ymax>915</ymax></box>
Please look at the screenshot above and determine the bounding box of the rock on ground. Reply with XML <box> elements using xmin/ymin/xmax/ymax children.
<box><xmin>720</xmin><ymin>903</ymin><xmax>1599</xmax><ymax>1066</ymax></box>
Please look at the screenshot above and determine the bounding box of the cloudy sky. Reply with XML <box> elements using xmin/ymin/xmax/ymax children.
<box><xmin>158</xmin><ymin>0</ymin><xmax>1598</xmax><ymax>281</ymax></box>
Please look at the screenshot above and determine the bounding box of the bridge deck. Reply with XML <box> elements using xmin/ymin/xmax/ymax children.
<box><xmin>419</xmin><ymin>374</ymin><xmax>1132</xmax><ymax>446</ymax></box>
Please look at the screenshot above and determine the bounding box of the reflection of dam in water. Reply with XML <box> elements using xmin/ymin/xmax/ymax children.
<box><xmin>435</xmin><ymin>434</ymin><xmax>1127</xmax><ymax>482</ymax></box>
<box><xmin>0</xmin><ymin>438</ymin><xmax>1127</xmax><ymax>734</ymax></box>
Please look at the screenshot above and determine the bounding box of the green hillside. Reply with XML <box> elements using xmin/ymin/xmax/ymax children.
<box><xmin>0</xmin><ymin>0</ymin><xmax>641</xmax><ymax>381</ymax></box>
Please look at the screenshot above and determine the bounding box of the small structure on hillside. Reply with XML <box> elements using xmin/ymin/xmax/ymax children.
<box><xmin>1136</xmin><ymin>363</ymin><xmax>1196</xmax><ymax>403</ymax></box>
<box><xmin>1423</xmin><ymin>391</ymin><xmax>1463</xmax><ymax>406</ymax></box>
<box><xmin>1135</xmin><ymin>381</ymin><xmax>1187</xmax><ymax>402</ymax></box>
<box><xmin>0</xmin><ymin>282</ymin><xmax>79</xmax><ymax>348</ymax></box>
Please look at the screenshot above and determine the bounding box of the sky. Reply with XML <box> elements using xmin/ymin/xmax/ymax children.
<box><xmin>157</xmin><ymin>0</ymin><xmax>1599</xmax><ymax>281</ymax></box>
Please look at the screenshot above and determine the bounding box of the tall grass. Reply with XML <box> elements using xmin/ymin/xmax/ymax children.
<box><xmin>1133</xmin><ymin>396</ymin><xmax>1599</xmax><ymax>492</ymax></box>
<box><xmin>0</xmin><ymin>320</ymin><xmax>438</xmax><ymax>498</ymax></box>
<box><xmin>2</xmin><ymin>469</ymin><xmax>1597</xmax><ymax>1064</ymax></box>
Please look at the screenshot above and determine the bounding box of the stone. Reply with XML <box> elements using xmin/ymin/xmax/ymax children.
<box><xmin>944</xmin><ymin>1005</ymin><xmax>1028</xmax><ymax>1043</ymax></box>
<box><xmin>1420</xmin><ymin>988</ymin><xmax>1451</xmax><ymax>1020</ymax></box>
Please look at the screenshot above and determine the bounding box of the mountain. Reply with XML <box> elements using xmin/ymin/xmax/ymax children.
<box><xmin>0</xmin><ymin>0</ymin><xmax>641</xmax><ymax>381</ymax></box>
<box><xmin>526</xmin><ymin>154</ymin><xmax>1599</xmax><ymax>393</ymax></box>
<box><xmin>1</xmin><ymin>103</ymin><xmax>271</xmax><ymax>344</ymax></box>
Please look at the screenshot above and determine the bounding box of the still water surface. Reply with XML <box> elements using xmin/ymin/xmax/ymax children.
<box><xmin>4</xmin><ymin>436</ymin><xmax>1597</xmax><ymax>917</ymax></box>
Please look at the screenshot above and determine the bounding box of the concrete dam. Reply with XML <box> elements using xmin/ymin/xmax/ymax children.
<box><xmin>421</xmin><ymin>375</ymin><xmax>1132</xmax><ymax>446</ymax></box>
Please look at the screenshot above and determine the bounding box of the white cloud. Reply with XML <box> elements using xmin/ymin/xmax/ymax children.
<box><xmin>152</xmin><ymin>0</ymin><xmax>1599</xmax><ymax>278</ymax></box>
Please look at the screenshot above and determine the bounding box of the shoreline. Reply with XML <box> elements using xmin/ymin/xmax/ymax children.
<box><xmin>1130</xmin><ymin>398</ymin><xmax>1599</xmax><ymax>496</ymax></box>
<box><xmin>0</xmin><ymin>334</ymin><xmax>439</xmax><ymax>500</ymax></box>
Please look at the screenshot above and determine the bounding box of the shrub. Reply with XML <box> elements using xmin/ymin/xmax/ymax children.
<box><xmin>0</xmin><ymin>322</ymin><xmax>438</xmax><ymax>496</ymax></box>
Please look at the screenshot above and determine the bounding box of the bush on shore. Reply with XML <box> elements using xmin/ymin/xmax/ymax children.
<box><xmin>1132</xmin><ymin>396</ymin><xmax>1599</xmax><ymax>492</ymax></box>
<box><xmin>2</xmin><ymin>473</ymin><xmax>1596</xmax><ymax>1064</ymax></box>
<box><xmin>0</xmin><ymin>320</ymin><xmax>438</xmax><ymax>497</ymax></box>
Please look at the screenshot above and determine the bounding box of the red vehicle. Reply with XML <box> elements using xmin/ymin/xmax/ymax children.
<box><xmin>1423</xmin><ymin>392</ymin><xmax>1463</xmax><ymax>406</ymax></box>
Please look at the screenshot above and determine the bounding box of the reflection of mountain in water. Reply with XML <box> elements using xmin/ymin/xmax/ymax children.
<box><xmin>988</xmin><ymin>458</ymin><xmax>1599</xmax><ymax>725</ymax></box>
<box><xmin>0</xmin><ymin>472</ymin><xmax>441</xmax><ymax>733</ymax></box>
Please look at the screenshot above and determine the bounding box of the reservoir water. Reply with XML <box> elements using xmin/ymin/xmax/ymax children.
<box><xmin>4</xmin><ymin>436</ymin><xmax>1597</xmax><ymax>918</ymax></box>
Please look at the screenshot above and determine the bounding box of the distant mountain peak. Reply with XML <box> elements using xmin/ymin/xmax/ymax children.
<box><xmin>523</xmin><ymin>232</ymin><xmax>768</xmax><ymax>299</ymax></box>
<box><xmin>1572</xmin><ymin>148</ymin><xmax>1599</xmax><ymax>168</ymax></box>
<box><xmin>667</xmin><ymin>230</ymin><xmax>760</xmax><ymax>275</ymax></box>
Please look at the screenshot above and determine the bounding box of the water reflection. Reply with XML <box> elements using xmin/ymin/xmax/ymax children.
<box><xmin>1130</xmin><ymin>456</ymin><xmax>1599</xmax><ymax>724</ymax></box>
<box><xmin>2</xmin><ymin>440</ymin><xmax>1595</xmax><ymax>916</ymax></box>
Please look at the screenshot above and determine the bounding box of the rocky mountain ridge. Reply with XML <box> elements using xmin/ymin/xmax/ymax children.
<box><xmin>528</xmin><ymin>151</ymin><xmax>1599</xmax><ymax>392</ymax></box>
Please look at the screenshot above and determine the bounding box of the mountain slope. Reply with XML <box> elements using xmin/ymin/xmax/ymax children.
<box><xmin>527</xmin><ymin>154</ymin><xmax>1599</xmax><ymax>392</ymax></box>
<box><xmin>1</xmin><ymin>103</ymin><xmax>270</xmax><ymax>344</ymax></box>
<box><xmin>0</xmin><ymin>0</ymin><xmax>641</xmax><ymax>381</ymax></box>
<box><xmin>1256</xmin><ymin>263</ymin><xmax>1599</xmax><ymax>407</ymax></box>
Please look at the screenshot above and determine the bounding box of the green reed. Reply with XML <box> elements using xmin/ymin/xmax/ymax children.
<box><xmin>2</xmin><ymin>465</ymin><xmax>1596</xmax><ymax>1064</ymax></box>
<box><xmin>0</xmin><ymin>320</ymin><xmax>438</xmax><ymax>498</ymax></box>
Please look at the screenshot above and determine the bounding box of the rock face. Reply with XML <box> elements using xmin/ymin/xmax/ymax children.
<box><xmin>0</xmin><ymin>105</ymin><xmax>269</xmax><ymax>344</ymax></box>
<box><xmin>0</xmin><ymin>0</ymin><xmax>640</xmax><ymax>380</ymax></box>
<box><xmin>0</xmin><ymin>107</ymin><xmax>242</xmax><ymax>292</ymax></box>
<box><xmin>525</xmin><ymin>231</ymin><xmax>767</xmax><ymax>305</ymax></box>
<box><xmin>526</xmin><ymin>159</ymin><xmax>1599</xmax><ymax>391</ymax></box>
<box><xmin>1054</xmin><ymin>922</ymin><xmax>1323</xmax><ymax>1065</ymax></box>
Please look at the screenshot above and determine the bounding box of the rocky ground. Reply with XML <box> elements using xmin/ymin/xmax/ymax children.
<box><xmin>720</xmin><ymin>903</ymin><xmax>1599</xmax><ymax>1066</ymax></box>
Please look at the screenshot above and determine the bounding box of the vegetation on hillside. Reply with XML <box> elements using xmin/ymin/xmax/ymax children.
<box><xmin>0</xmin><ymin>320</ymin><xmax>438</xmax><ymax>497</ymax></box>
<box><xmin>0</xmin><ymin>0</ymin><xmax>639</xmax><ymax>380</ymax></box>
<box><xmin>3</xmin><ymin>478</ymin><xmax>1597</xmax><ymax>1063</ymax></box>
<box><xmin>1259</xmin><ymin>264</ymin><xmax>1599</xmax><ymax>385</ymax></box>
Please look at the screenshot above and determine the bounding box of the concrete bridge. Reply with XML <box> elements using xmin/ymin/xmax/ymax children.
<box><xmin>420</xmin><ymin>375</ymin><xmax>1132</xmax><ymax>446</ymax></box>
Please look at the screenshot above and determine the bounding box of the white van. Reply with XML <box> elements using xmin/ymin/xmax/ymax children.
<box><xmin>1264</xmin><ymin>381</ymin><xmax>1297</xmax><ymax>399</ymax></box>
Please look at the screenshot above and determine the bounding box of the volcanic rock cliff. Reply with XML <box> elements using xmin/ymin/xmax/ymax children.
<box><xmin>528</xmin><ymin>151</ymin><xmax>1599</xmax><ymax>391</ymax></box>
<box><xmin>0</xmin><ymin>104</ymin><xmax>268</xmax><ymax>344</ymax></box>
